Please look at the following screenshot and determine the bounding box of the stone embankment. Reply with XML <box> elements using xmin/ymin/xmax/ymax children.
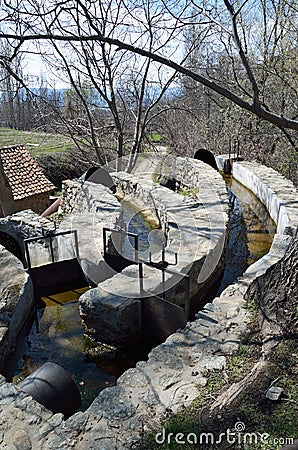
<box><xmin>216</xmin><ymin>156</ymin><xmax>297</xmax><ymax>276</ymax></box>
<box><xmin>0</xmin><ymin>157</ymin><xmax>297</xmax><ymax>449</ymax></box>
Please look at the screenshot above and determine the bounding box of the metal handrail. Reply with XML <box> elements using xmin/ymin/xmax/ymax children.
<box><xmin>24</xmin><ymin>229</ymin><xmax>79</xmax><ymax>269</ymax></box>
<box><xmin>102</xmin><ymin>226</ymin><xmax>190</xmax><ymax>320</ymax></box>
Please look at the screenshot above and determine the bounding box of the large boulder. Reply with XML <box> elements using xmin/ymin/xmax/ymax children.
<box><xmin>0</xmin><ymin>246</ymin><xmax>34</xmax><ymax>371</ymax></box>
<box><xmin>79</xmin><ymin>286</ymin><xmax>142</xmax><ymax>346</ymax></box>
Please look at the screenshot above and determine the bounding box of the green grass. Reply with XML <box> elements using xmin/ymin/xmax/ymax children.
<box><xmin>144</xmin><ymin>318</ymin><xmax>298</xmax><ymax>450</ymax></box>
<box><xmin>0</xmin><ymin>127</ymin><xmax>75</xmax><ymax>155</ymax></box>
<box><xmin>149</xmin><ymin>133</ymin><xmax>163</xmax><ymax>143</ymax></box>
<box><xmin>235</xmin><ymin>341</ymin><xmax>298</xmax><ymax>449</ymax></box>
<box><xmin>177</xmin><ymin>186</ymin><xmax>200</xmax><ymax>198</ymax></box>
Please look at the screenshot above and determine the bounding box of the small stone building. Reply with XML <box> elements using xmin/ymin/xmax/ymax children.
<box><xmin>0</xmin><ymin>145</ymin><xmax>55</xmax><ymax>217</ymax></box>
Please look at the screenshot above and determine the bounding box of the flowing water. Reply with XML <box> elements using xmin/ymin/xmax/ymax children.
<box><xmin>4</xmin><ymin>180</ymin><xmax>276</xmax><ymax>411</ymax></box>
<box><xmin>215</xmin><ymin>175</ymin><xmax>276</xmax><ymax>296</ymax></box>
<box><xmin>4</xmin><ymin>288</ymin><xmax>116</xmax><ymax>410</ymax></box>
<box><xmin>121</xmin><ymin>199</ymin><xmax>162</xmax><ymax>261</ymax></box>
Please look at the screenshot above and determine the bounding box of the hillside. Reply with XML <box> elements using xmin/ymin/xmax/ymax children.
<box><xmin>0</xmin><ymin>127</ymin><xmax>75</xmax><ymax>155</ymax></box>
<box><xmin>0</xmin><ymin>128</ymin><xmax>96</xmax><ymax>188</ymax></box>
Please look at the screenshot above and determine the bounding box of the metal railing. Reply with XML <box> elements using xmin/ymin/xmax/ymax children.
<box><xmin>103</xmin><ymin>226</ymin><xmax>190</xmax><ymax>320</ymax></box>
<box><xmin>24</xmin><ymin>229</ymin><xmax>79</xmax><ymax>270</ymax></box>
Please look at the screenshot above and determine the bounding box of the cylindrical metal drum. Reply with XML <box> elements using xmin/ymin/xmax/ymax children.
<box><xmin>18</xmin><ymin>362</ymin><xmax>81</xmax><ymax>418</ymax></box>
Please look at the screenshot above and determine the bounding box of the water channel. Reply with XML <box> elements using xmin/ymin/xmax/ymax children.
<box><xmin>4</xmin><ymin>176</ymin><xmax>276</xmax><ymax>411</ymax></box>
<box><xmin>215</xmin><ymin>175</ymin><xmax>276</xmax><ymax>296</ymax></box>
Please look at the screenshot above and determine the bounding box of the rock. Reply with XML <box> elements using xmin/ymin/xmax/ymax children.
<box><xmin>79</xmin><ymin>287</ymin><xmax>142</xmax><ymax>346</ymax></box>
<box><xmin>92</xmin><ymin>386</ymin><xmax>136</xmax><ymax>421</ymax></box>
<box><xmin>85</xmin><ymin>342</ymin><xmax>120</xmax><ymax>364</ymax></box>
<box><xmin>13</xmin><ymin>429</ymin><xmax>32</xmax><ymax>450</ymax></box>
<box><xmin>202</xmin><ymin>355</ymin><xmax>227</xmax><ymax>371</ymax></box>
<box><xmin>0</xmin><ymin>246</ymin><xmax>34</xmax><ymax>372</ymax></box>
<box><xmin>265</xmin><ymin>386</ymin><xmax>284</xmax><ymax>401</ymax></box>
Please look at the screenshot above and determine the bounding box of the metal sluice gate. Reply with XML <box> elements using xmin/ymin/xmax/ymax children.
<box><xmin>23</xmin><ymin>229</ymin><xmax>88</xmax><ymax>297</ymax></box>
<box><xmin>24</xmin><ymin>229</ymin><xmax>80</xmax><ymax>269</ymax></box>
<box><xmin>23</xmin><ymin>224</ymin><xmax>191</xmax><ymax>340</ymax></box>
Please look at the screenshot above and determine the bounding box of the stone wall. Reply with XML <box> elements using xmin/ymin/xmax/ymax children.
<box><xmin>0</xmin><ymin>245</ymin><xmax>34</xmax><ymax>372</ymax></box>
<box><xmin>114</xmin><ymin>160</ymin><xmax>229</xmax><ymax>297</ymax></box>
<box><xmin>0</xmin><ymin>210</ymin><xmax>57</xmax><ymax>266</ymax></box>
<box><xmin>0</xmin><ymin>193</ymin><xmax>52</xmax><ymax>218</ymax></box>
<box><xmin>59</xmin><ymin>179</ymin><xmax>122</xmax><ymax>286</ymax></box>
<box><xmin>175</xmin><ymin>157</ymin><xmax>230</xmax><ymax>286</ymax></box>
<box><xmin>231</xmin><ymin>161</ymin><xmax>298</xmax><ymax>235</ymax></box>
<box><xmin>16</xmin><ymin>193</ymin><xmax>52</xmax><ymax>216</ymax></box>
<box><xmin>60</xmin><ymin>179</ymin><xmax>90</xmax><ymax>214</ymax></box>
<box><xmin>60</xmin><ymin>179</ymin><xmax>119</xmax><ymax>216</ymax></box>
<box><xmin>215</xmin><ymin>156</ymin><xmax>298</xmax><ymax>279</ymax></box>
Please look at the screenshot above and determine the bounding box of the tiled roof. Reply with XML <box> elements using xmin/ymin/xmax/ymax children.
<box><xmin>0</xmin><ymin>145</ymin><xmax>55</xmax><ymax>200</ymax></box>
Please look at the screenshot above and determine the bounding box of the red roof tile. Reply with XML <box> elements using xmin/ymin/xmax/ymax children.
<box><xmin>0</xmin><ymin>145</ymin><xmax>55</xmax><ymax>200</ymax></box>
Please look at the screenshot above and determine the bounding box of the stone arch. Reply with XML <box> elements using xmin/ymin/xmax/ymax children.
<box><xmin>83</xmin><ymin>167</ymin><xmax>116</xmax><ymax>193</ymax></box>
<box><xmin>0</xmin><ymin>231</ymin><xmax>24</xmax><ymax>263</ymax></box>
<box><xmin>194</xmin><ymin>148</ymin><xmax>218</xmax><ymax>171</ymax></box>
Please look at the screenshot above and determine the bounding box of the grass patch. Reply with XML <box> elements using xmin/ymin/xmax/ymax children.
<box><xmin>144</xmin><ymin>338</ymin><xmax>298</xmax><ymax>449</ymax></box>
<box><xmin>152</xmin><ymin>172</ymin><xmax>160</xmax><ymax>184</ymax></box>
<box><xmin>144</xmin><ymin>341</ymin><xmax>259</xmax><ymax>449</ymax></box>
<box><xmin>234</xmin><ymin>341</ymin><xmax>298</xmax><ymax>449</ymax></box>
<box><xmin>0</xmin><ymin>127</ymin><xmax>75</xmax><ymax>155</ymax></box>
<box><xmin>150</xmin><ymin>133</ymin><xmax>163</xmax><ymax>143</ymax></box>
<box><xmin>177</xmin><ymin>186</ymin><xmax>200</xmax><ymax>198</ymax></box>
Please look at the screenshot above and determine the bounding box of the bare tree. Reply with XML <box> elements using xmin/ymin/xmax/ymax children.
<box><xmin>0</xmin><ymin>39</ymin><xmax>25</xmax><ymax>129</ymax></box>
<box><xmin>0</xmin><ymin>0</ymin><xmax>189</xmax><ymax>170</ymax></box>
<box><xmin>0</xmin><ymin>0</ymin><xmax>297</xmax><ymax>160</ymax></box>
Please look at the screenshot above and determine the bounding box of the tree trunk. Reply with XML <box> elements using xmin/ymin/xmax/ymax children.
<box><xmin>246</xmin><ymin>231</ymin><xmax>298</xmax><ymax>353</ymax></box>
<box><xmin>210</xmin><ymin>232</ymin><xmax>298</xmax><ymax>412</ymax></box>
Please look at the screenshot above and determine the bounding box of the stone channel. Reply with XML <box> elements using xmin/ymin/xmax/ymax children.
<box><xmin>0</xmin><ymin>156</ymin><xmax>297</xmax><ymax>449</ymax></box>
<box><xmin>78</xmin><ymin>157</ymin><xmax>229</xmax><ymax>346</ymax></box>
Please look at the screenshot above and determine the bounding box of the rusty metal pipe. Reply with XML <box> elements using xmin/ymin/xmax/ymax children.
<box><xmin>41</xmin><ymin>197</ymin><xmax>61</xmax><ymax>217</ymax></box>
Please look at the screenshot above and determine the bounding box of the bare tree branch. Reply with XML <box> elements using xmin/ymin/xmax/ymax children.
<box><xmin>1</xmin><ymin>26</ymin><xmax>297</xmax><ymax>131</ymax></box>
